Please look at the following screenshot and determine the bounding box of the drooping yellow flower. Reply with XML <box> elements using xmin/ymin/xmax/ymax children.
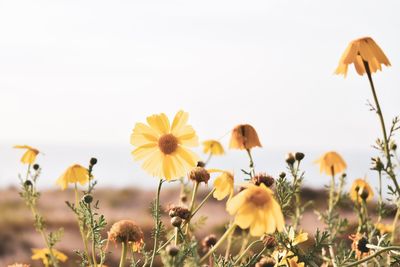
<box><xmin>14</xmin><ymin>145</ymin><xmax>40</xmax><ymax>164</ymax></box>
<box><xmin>349</xmin><ymin>178</ymin><xmax>374</xmax><ymax>203</ymax></box>
<box><xmin>375</xmin><ymin>222</ymin><xmax>394</xmax><ymax>235</ymax></box>
<box><xmin>335</xmin><ymin>37</ymin><xmax>391</xmax><ymax>77</ymax></box>
<box><xmin>315</xmin><ymin>151</ymin><xmax>347</xmax><ymax>176</ymax></box>
<box><xmin>31</xmin><ymin>248</ymin><xmax>68</xmax><ymax>267</ymax></box>
<box><xmin>226</xmin><ymin>184</ymin><xmax>284</xmax><ymax>236</ymax></box>
<box><xmin>229</xmin><ymin>124</ymin><xmax>262</xmax><ymax>150</ymax></box>
<box><xmin>202</xmin><ymin>139</ymin><xmax>225</xmax><ymax>156</ymax></box>
<box><xmin>130</xmin><ymin>110</ymin><xmax>199</xmax><ymax>180</ymax></box>
<box><xmin>56</xmin><ymin>164</ymin><xmax>89</xmax><ymax>190</ymax></box>
<box><xmin>209</xmin><ymin>169</ymin><xmax>234</xmax><ymax>201</ymax></box>
<box><xmin>288</xmin><ymin>226</ymin><xmax>308</xmax><ymax>246</ymax></box>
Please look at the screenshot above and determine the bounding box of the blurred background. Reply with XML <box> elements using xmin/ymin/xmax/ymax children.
<box><xmin>0</xmin><ymin>0</ymin><xmax>399</xmax><ymax>266</ymax></box>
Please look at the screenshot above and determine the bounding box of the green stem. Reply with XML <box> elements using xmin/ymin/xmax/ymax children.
<box><xmin>185</xmin><ymin>181</ymin><xmax>199</xmax><ymax>234</ymax></box>
<box><xmin>88</xmin><ymin>203</ymin><xmax>98</xmax><ymax>267</ymax></box>
<box><xmin>233</xmin><ymin>240</ymin><xmax>262</xmax><ymax>265</ymax></box>
<box><xmin>200</xmin><ymin>224</ymin><xmax>237</xmax><ymax>262</ymax></box>
<box><xmin>224</xmin><ymin>221</ymin><xmax>234</xmax><ymax>260</ymax></box>
<box><xmin>343</xmin><ymin>246</ymin><xmax>400</xmax><ymax>267</ymax></box>
<box><xmin>149</xmin><ymin>179</ymin><xmax>163</xmax><ymax>267</ymax></box>
<box><xmin>119</xmin><ymin>242</ymin><xmax>127</xmax><ymax>267</ymax></box>
<box><xmin>204</xmin><ymin>152</ymin><xmax>213</xmax><ymax>166</ymax></box>
<box><xmin>391</xmin><ymin>207</ymin><xmax>400</xmax><ymax>244</ymax></box>
<box><xmin>246</xmin><ymin>149</ymin><xmax>256</xmax><ymax>177</ymax></box>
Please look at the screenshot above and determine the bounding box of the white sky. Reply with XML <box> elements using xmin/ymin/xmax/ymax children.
<box><xmin>0</xmin><ymin>0</ymin><xmax>399</xmax><ymax>158</ymax></box>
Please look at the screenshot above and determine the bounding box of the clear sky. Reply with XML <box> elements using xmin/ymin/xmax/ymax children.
<box><xmin>0</xmin><ymin>0</ymin><xmax>399</xmax><ymax>189</ymax></box>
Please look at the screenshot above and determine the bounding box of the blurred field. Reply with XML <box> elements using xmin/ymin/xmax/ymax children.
<box><xmin>0</xmin><ymin>186</ymin><xmax>393</xmax><ymax>267</ymax></box>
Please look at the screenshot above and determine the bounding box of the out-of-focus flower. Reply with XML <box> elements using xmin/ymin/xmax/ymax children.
<box><xmin>255</xmin><ymin>256</ymin><xmax>275</xmax><ymax>267</ymax></box>
<box><xmin>201</xmin><ymin>234</ymin><xmax>217</xmax><ymax>252</ymax></box>
<box><xmin>56</xmin><ymin>164</ymin><xmax>89</xmax><ymax>190</ymax></box>
<box><xmin>229</xmin><ymin>124</ymin><xmax>262</xmax><ymax>150</ymax></box>
<box><xmin>335</xmin><ymin>37</ymin><xmax>390</xmax><ymax>77</ymax></box>
<box><xmin>349</xmin><ymin>233</ymin><xmax>370</xmax><ymax>259</ymax></box>
<box><xmin>315</xmin><ymin>151</ymin><xmax>347</xmax><ymax>176</ymax></box>
<box><xmin>272</xmin><ymin>250</ymin><xmax>304</xmax><ymax>267</ymax></box>
<box><xmin>252</xmin><ymin>173</ymin><xmax>274</xmax><ymax>188</ymax></box>
<box><xmin>108</xmin><ymin>220</ymin><xmax>144</xmax><ymax>252</ymax></box>
<box><xmin>350</xmin><ymin>179</ymin><xmax>374</xmax><ymax>203</ymax></box>
<box><xmin>31</xmin><ymin>248</ymin><xmax>67</xmax><ymax>267</ymax></box>
<box><xmin>130</xmin><ymin>110</ymin><xmax>199</xmax><ymax>180</ymax></box>
<box><xmin>168</xmin><ymin>206</ymin><xmax>191</xmax><ymax>220</ymax></box>
<box><xmin>226</xmin><ymin>184</ymin><xmax>284</xmax><ymax>236</ymax></box>
<box><xmin>14</xmin><ymin>145</ymin><xmax>39</xmax><ymax>164</ymax></box>
<box><xmin>375</xmin><ymin>222</ymin><xmax>394</xmax><ymax>235</ymax></box>
<box><xmin>202</xmin><ymin>140</ymin><xmax>225</xmax><ymax>156</ymax></box>
<box><xmin>209</xmin><ymin>169</ymin><xmax>234</xmax><ymax>201</ymax></box>
<box><xmin>288</xmin><ymin>227</ymin><xmax>308</xmax><ymax>246</ymax></box>
<box><xmin>7</xmin><ymin>264</ymin><xmax>30</xmax><ymax>267</ymax></box>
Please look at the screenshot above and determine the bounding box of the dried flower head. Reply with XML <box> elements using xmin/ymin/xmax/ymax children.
<box><xmin>201</xmin><ymin>234</ymin><xmax>217</xmax><ymax>251</ymax></box>
<box><xmin>108</xmin><ymin>220</ymin><xmax>144</xmax><ymax>252</ymax></box>
<box><xmin>252</xmin><ymin>173</ymin><xmax>275</xmax><ymax>187</ymax></box>
<box><xmin>335</xmin><ymin>37</ymin><xmax>390</xmax><ymax>77</ymax></box>
<box><xmin>166</xmin><ymin>245</ymin><xmax>179</xmax><ymax>257</ymax></box>
<box><xmin>350</xmin><ymin>178</ymin><xmax>374</xmax><ymax>203</ymax></box>
<box><xmin>255</xmin><ymin>256</ymin><xmax>275</xmax><ymax>267</ymax></box>
<box><xmin>349</xmin><ymin>233</ymin><xmax>370</xmax><ymax>259</ymax></box>
<box><xmin>188</xmin><ymin>167</ymin><xmax>210</xmax><ymax>184</ymax></box>
<box><xmin>315</xmin><ymin>151</ymin><xmax>347</xmax><ymax>176</ymax></box>
<box><xmin>285</xmin><ymin>153</ymin><xmax>296</xmax><ymax>166</ymax></box>
<box><xmin>168</xmin><ymin>206</ymin><xmax>191</xmax><ymax>220</ymax></box>
<box><xmin>170</xmin><ymin>216</ymin><xmax>182</xmax><ymax>227</ymax></box>
<box><xmin>14</xmin><ymin>145</ymin><xmax>40</xmax><ymax>164</ymax></box>
<box><xmin>130</xmin><ymin>110</ymin><xmax>199</xmax><ymax>180</ymax></box>
<box><xmin>229</xmin><ymin>124</ymin><xmax>262</xmax><ymax>150</ymax></box>
<box><xmin>202</xmin><ymin>140</ymin><xmax>225</xmax><ymax>156</ymax></box>
<box><xmin>262</xmin><ymin>235</ymin><xmax>277</xmax><ymax>249</ymax></box>
<box><xmin>56</xmin><ymin>164</ymin><xmax>89</xmax><ymax>190</ymax></box>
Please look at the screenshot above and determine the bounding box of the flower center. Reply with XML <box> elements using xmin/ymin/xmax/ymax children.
<box><xmin>158</xmin><ymin>134</ymin><xmax>178</xmax><ymax>154</ymax></box>
<box><xmin>248</xmin><ymin>188</ymin><xmax>269</xmax><ymax>206</ymax></box>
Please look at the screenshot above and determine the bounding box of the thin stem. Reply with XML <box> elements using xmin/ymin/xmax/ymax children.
<box><xmin>233</xmin><ymin>239</ymin><xmax>262</xmax><ymax>265</ymax></box>
<box><xmin>204</xmin><ymin>152</ymin><xmax>213</xmax><ymax>166</ymax></box>
<box><xmin>200</xmin><ymin>224</ymin><xmax>237</xmax><ymax>262</ymax></box>
<box><xmin>391</xmin><ymin>207</ymin><xmax>400</xmax><ymax>244</ymax></box>
<box><xmin>246</xmin><ymin>149</ymin><xmax>256</xmax><ymax>177</ymax></box>
<box><xmin>88</xmin><ymin>203</ymin><xmax>98</xmax><ymax>267</ymax></box>
<box><xmin>224</xmin><ymin>221</ymin><xmax>234</xmax><ymax>260</ymax></box>
<box><xmin>185</xmin><ymin>181</ymin><xmax>199</xmax><ymax>234</ymax></box>
<box><xmin>343</xmin><ymin>246</ymin><xmax>400</xmax><ymax>267</ymax></box>
<box><xmin>119</xmin><ymin>242</ymin><xmax>127</xmax><ymax>267</ymax></box>
<box><xmin>149</xmin><ymin>179</ymin><xmax>163</xmax><ymax>267</ymax></box>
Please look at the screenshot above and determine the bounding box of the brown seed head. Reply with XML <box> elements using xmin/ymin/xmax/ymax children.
<box><xmin>252</xmin><ymin>173</ymin><xmax>275</xmax><ymax>187</ymax></box>
<box><xmin>188</xmin><ymin>167</ymin><xmax>210</xmax><ymax>184</ymax></box>
<box><xmin>171</xmin><ymin>216</ymin><xmax>182</xmax><ymax>227</ymax></box>
<box><xmin>285</xmin><ymin>153</ymin><xmax>296</xmax><ymax>166</ymax></box>
<box><xmin>168</xmin><ymin>206</ymin><xmax>191</xmax><ymax>220</ymax></box>
<box><xmin>108</xmin><ymin>220</ymin><xmax>144</xmax><ymax>250</ymax></box>
<box><xmin>158</xmin><ymin>134</ymin><xmax>178</xmax><ymax>154</ymax></box>
<box><xmin>255</xmin><ymin>257</ymin><xmax>275</xmax><ymax>267</ymax></box>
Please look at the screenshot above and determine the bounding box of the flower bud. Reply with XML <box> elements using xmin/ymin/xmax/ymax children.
<box><xmin>166</xmin><ymin>245</ymin><xmax>179</xmax><ymax>257</ymax></box>
<box><xmin>24</xmin><ymin>180</ymin><xmax>33</xmax><ymax>187</ymax></box>
<box><xmin>168</xmin><ymin>206</ymin><xmax>191</xmax><ymax>220</ymax></box>
<box><xmin>83</xmin><ymin>194</ymin><xmax>93</xmax><ymax>204</ymax></box>
<box><xmin>197</xmin><ymin>161</ymin><xmax>206</xmax><ymax>167</ymax></box>
<box><xmin>295</xmin><ymin>152</ymin><xmax>305</xmax><ymax>161</ymax></box>
<box><xmin>390</xmin><ymin>141</ymin><xmax>397</xmax><ymax>151</ymax></box>
<box><xmin>90</xmin><ymin>157</ymin><xmax>98</xmax><ymax>166</ymax></box>
<box><xmin>33</xmin><ymin>164</ymin><xmax>40</xmax><ymax>171</ymax></box>
<box><xmin>252</xmin><ymin>173</ymin><xmax>274</xmax><ymax>187</ymax></box>
<box><xmin>171</xmin><ymin>216</ymin><xmax>182</xmax><ymax>228</ymax></box>
<box><xmin>357</xmin><ymin>237</ymin><xmax>369</xmax><ymax>253</ymax></box>
<box><xmin>279</xmin><ymin>172</ymin><xmax>286</xmax><ymax>179</ymax></box>
<box><xmin>180</xmin><ymin>194</ymin><xmax>187</xmax><ymax>203</ymax></box>
<box><xmin>371</xmin><ymin>157</ymin><xmax>384</xmax><ymax>172</ymax></box>
<box><xmin>285</xmin><ymin>153</ymin><xmax>295</xmax><ymax>166</ymax></box>
<box><xmin>360</xmin><ymin>189</ymin><xmax>369</xmax><ymax>200</ymax></box>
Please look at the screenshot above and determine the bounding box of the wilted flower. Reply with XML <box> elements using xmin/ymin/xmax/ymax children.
<box><xmin>349</xmin><ymin>233</ymin><xmax>370</xmax><ymax>259</ymax></box>
<box><xmin>31</xmin><ymin>248</ymin><xmax>67</xmax><ymax>267</ymax></box>
<box><xmin>202</xmin><ymin>140</ymin><xmax>225</xmax><ymax>156</ymax></box>
<box><xmin>350</xmin><ymin>179</ymin><xmax>374</xmax><ymax>203</ymax></box>
<box><xmin>229</xmin><ymin>124</ymin><xmax>262</xmax><ymax>150</ymax></box>
<box><xmin>188</xmin><ymin>167</ymin><xmax>210</xmax><ymax>184</ymax></box>
<box><xmin>168</xmin><ymin>206</ymin><xmax>191</xmax><ymax>220</ymax></box>
<box><xmin>14</xmin><ymin>145</ymin><xmax>40</xmax><ymax>164</ymax></box>
<box><xmin>252</xmin><ymin>173</ymin><xmax>274</xmax><ymax>188</ymax></box>
<box><xmin>56</xmin><ymin>164</ymin><xmax>89</xmax><ymax>190</ymax></box>
<box><xmin>108</xmin><ymin>220</ymin><xmax>144</xmax><ymax>252</ymax></box>
<box><xmin>130</xmin><ymin>110</ymin><xmax>199</xmax><ymax>180</ymax></box>
<box><xmin>375</xmin><ymin>222</ymin><xmax>394</xmax><ymax>235</ymax></box>
<box><xmin>209</xmin><ymin>169</ymin><xmax>234</xmax><ymax>200</ymax></box>
<box><xmin>315</xmin><ymin>151</ymin><xmax>347</xmax><ymax>176</ymax></box>
<box><xmin>335</xmin><ymin>37</ymin><xmax>390</xmax><ymax>77</ymax></box>
<box><xmin>226</xmin><ymin>184</ymin><xmax>284</xmax><ymax>236</ymax></box>
<box><xmin>288</xmin><ymin>227</ymin><xmax>308</xmax><ymax>246</ymax></box>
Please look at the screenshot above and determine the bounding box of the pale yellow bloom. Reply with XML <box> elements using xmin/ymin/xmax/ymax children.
<box><xmin>56</xmin><ymin>164</ymin><xmax>89</xmax><ymax>190</ymax></box>
<box><xmin>315</xmin><ymin>151</ymin><xmax>347</xmax><ymax>176</ymax></box>
<box><xmin>272</xmin><ymin>250</ymin><xmax>305</xmax><ymax>267</ymax></box>
<box><xmin>130</xmin><ymin>110</ymin><xmax>199</xmax><ymax>180</ymax></box>
<box><xmin>335</xmin><ymin>37</ymin><xmax>390</xmax><ymax>77</ymax></box>
<box><xmin>288</xmin><ymin>226</ymin><xmax>308</xmax><ymax>246</ymax></box>
<box><xmin>31</xmin><ymin>248</ymin><xmax>67</xmax><ymax>267</ymax></box>
<box><xmin>7</xmin><ymin>264</ymin><xmax>30</xmax><ymax>267</ymax></box>
<box><xmin>375</xmin><ymin>222</ymin><xmax>394</xmax><ymax>235</ymax></box>
<box><xmin>209</xmin><ymin>169</ymin><xmax>234</xmax><ymax>201</ymax></box>
<box><xmin>202</xmin><ymin>139</ymin><xmax>225</xmax><ymax>156</ymax></box>
<box><xmin>14</xmin><ymin>145</ymin><xmax>39</xmax><ymax>164</ymax></box>
<box><xmin>226</xmin><ymin>184</ymin><xmax>284</xmax><ymax>236</ymax></box>
<box><xmin>229</xmin><ymin>124</ymin><xmax>262</xmax><ymax>150</ymax></box>
<box><xmin>350</xmin><ymin>178</ymin><xmax>374</xmax><ymax>203</ymax></box>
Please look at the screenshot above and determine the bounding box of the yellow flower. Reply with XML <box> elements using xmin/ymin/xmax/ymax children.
<box><xmin>226</xmin><ymin>184</ymin><xmax>284</xmax><ymax>236</ymax></box>
<box><xmin>130</xmin><ymin>110</ymin><xmax>199</xmax><ymax>180</ymax></box>
<box><xmin>315</xmin><ymin>151</ymin><xmax>347</xmax><ymax>176</ymax></box>
<box><xmin>288</xmin><ymin>226</ymin><xmax>308</xmax><ymax>246</ymax></box>
<box><xmin>56</xmin><ymin>164</ymin><xmax>89</xmax><ymax>190</ymax></box>
<box><xmin>335</xmin><ymin>37</ymin><xmax>391</xmax><ymax>77</ymax></box>
<box><xmin>31</xmin><ymin>248</ymin><xmax>67</xmax><ymax>267</ymax></box>
<box><xmin>7</xmin><ymin>264</ymin><xmax>30</xmax><ymax>267</ymax></box>
<box><xmin>202</xmin><ymin>139</ymin><xmax>225</xmax><ymax>156</ymax></box>
<box><xmin>14</xmin><ymin>145</ymin><xmax>40</xmax><ymax>164</ymax></box>
<box><xmin>229</xmin><ymin>124</ymin><xmax>262</xmax><ymax>150</ymax></box>
<box><xmin>272</xmin><ymin>250</ymin><xmax>305</xmax><ymax>267</ymax></box>
<box><xmin>375</xmin><ymin>222</ymin><xmax>394</xmax><ymax>235</ymax></box>
<box><xmin>349</xmin><ymin>178</ymin><xmax>374</xmax><ymax>203</ymax></box>
<box><xmin>209</xmin><ymin>169</ymin><xmax>234</xmax><ymax>201</ymax></box>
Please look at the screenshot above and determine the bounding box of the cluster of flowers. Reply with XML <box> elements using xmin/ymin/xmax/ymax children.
<box><xmin>8</xmin><ymin>37</ymin><xmax>400</xmax><ymax>267</ymax></box>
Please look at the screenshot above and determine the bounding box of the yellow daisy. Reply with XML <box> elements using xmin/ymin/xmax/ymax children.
<box><xmin>130</xmin><ymin>110</ymin><xmax>199</xmax><ymax>180</ymax></box>
<box><xmin>14</xmin><ymin>145</ymin><xmax>40</xmax><ymax>164</ymax></box>
<box><xmin>202</xmin><ymin>139</ymin><xmax>225</xmax><ymax>156</ymax></box>
<box><xmin>31</xmin><ymin>248</ymin><xmax>67</xmax><ymax>267</ymax></box>
<box><xmin>350</xmin><ymin>178</ymin><xmax>374</xmax><ymax>203</ymax></box>
<box><xmin>226</xmin><ymin>184</ymin><xmax>284</xmax><ymax>236</ymax></box>
<box><xmin>209</xmin><ymin>169</ymin><xmax>234</xmax><ymax>201</ymax></box>
<box><xmin>315</xmin><ymin>151</ymin><xmax>347</xmax><ymax>176</ymax></box>
<box><xmin>229</xmin><ymin>124</ymin><xmax>262</xmax><ymax>150</ymax></box>
<box><xmin>335</xmin><ymin>37</ymin><xmax>390</xmax><ymax>77</ymax></box>
<box><xmin>56</xmin><ymin>164</ymin><xmax>89</xmax><ymax>190</ymax></box>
